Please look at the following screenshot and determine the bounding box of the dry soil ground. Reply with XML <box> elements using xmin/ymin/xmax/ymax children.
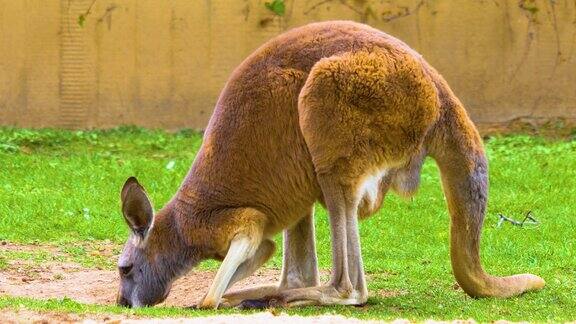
<box><xmin>0</xmin><ymin>255</ymin><xmax>277</xmax><ymax>307</ymax></box>
<box><xmin>0</xmin><ymin>242</ymin><xmax>393</xmax><ymax>323</ymax></box>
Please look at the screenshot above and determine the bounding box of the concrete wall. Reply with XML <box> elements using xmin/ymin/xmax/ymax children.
<box><xmin>0</xmin><ymin>0</ymin><xmax>575</xmax><ymax>129</ymax></box>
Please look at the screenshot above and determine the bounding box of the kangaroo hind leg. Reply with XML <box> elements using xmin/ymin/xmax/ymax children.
<box><xmin>241</xmin><ymin>50</ymin><xmax>438</xmax><ymax>308</ymax></box>
<box><xmin>279</xmin><ymin>207</ymin><xmax>320</xmax><ymax>289</ymax></box>
<box><xmin>240</xmin><ymin>177</ymin><xmax>368</xmax><ymax>308</ymax></box>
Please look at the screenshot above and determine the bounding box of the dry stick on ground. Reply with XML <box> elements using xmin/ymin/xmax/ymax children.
<box><xmin>497</xmin><ymin>211</ymin><xmax>539</xmax><ymax>228</ymax></box>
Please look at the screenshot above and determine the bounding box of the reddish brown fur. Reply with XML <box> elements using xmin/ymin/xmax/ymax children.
<box><xmin>173</xmin><ymin>22</ymin><xmax>440</xmax><ymax>246</ymax></box>
<box><xmin>117</xmin><ymin>21</ymin><xmax>544</xmax><ymax>308</ymax></box>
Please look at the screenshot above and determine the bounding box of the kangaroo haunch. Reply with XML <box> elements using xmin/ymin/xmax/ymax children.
<box><xmin>116</xmin><ymin>21</ymin><xmax>545</xmax><ymax>309</ymax></box>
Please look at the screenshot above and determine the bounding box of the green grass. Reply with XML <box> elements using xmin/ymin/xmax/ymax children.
<box><xmin>1</xmin><ymin>127</ymin><xmax>575</xmax><ymax>321</ymax></box>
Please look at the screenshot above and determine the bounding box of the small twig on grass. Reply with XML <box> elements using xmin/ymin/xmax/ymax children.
<box><xmin>497</xmin><ymin>211</ymin><xmax>539</xmax><ymax>228</ymax></box>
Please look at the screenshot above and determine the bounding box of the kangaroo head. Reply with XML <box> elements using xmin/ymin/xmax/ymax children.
<box><xmin>116</xmin><ymin>177</ymin><xmax>195</xmax><ymax>308</ymax></box>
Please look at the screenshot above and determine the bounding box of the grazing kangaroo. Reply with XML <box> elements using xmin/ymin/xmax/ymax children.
<box><xmin>116</xmin><ymin>21</ymin><xmax>544</xmax><ymax>309</ymax></box>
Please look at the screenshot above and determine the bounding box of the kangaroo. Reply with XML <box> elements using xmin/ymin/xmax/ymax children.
<box><xmin>116</xmin><ymin>21</ymin><xmax>545</xmax><ymax>309</ymax></box>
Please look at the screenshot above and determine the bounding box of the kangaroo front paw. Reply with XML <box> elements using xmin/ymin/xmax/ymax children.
<box><xmin>197</xmin><ymin>298</ymin><xmax>220</xmax><ymax>309</ymax></box>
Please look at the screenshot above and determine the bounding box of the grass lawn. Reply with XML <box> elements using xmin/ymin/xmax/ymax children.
<box><xmin>0</xmin><ymin>127</ymin><xmax>575</xmax><ymax>321</ymax></box>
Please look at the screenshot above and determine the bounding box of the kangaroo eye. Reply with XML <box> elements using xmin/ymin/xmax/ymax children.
<box><xmin>119</xmin><ymin>264</ymin><xmax>133</xmax><ymax>276</ymax></box>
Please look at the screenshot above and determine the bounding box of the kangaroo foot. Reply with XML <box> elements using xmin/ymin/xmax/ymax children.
<box><xmin>238</xmin><ymin>284</ymin><xmax>367</xmax><ymax>309</ymax></box>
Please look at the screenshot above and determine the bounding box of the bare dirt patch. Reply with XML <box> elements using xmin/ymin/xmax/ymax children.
<box><xmin>0</xmin><ymin>242</ymin><xmax>280</xmax><ymax>306</ymax></box>
<box><xmin>1</xmin><ymin>264</ymin><xmax>393</xmax><ymax>323</ymax></box>
<box><xmin>0</xmin><ymin>241</ymin><xmax>60</xmax><ymax>253</ymax></box>
<box><xmin>1</xmin><ymin>309</ymin><xmax>113</xmax><ymax>323</ymax></box>
<box><xmin>0</xmin><ymin>243</ymin><xmax>398</xmax><ymax>323</ymax></box>
<box><xmin>1</xmin><ymin>265</ymin><xmax>280</xmax><ymax>307</ymax></box>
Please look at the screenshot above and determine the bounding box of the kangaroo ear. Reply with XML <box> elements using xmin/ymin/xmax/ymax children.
<box><xmin>121</xmin><ymin>177</ymin><xmax>154</xmax><ymax>237</ymax></box>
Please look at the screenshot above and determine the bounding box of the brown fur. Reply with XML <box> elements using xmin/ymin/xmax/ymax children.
<box><xmin>116</xmin><ymin>21</ymin><xmax>544</xmax><ymax>309</ymax></box>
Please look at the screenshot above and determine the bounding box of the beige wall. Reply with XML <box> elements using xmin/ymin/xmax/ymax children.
<box><xmin>0</xmin><ymin>0</ymin><xmax>575</xmax><ymax>129</ymax></box>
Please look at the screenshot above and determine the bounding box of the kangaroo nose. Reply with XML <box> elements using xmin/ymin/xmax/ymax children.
<box><xmin>117</xmin><ymin>294</ymin><xmax>132</xmax><ymax>308</ymax></box>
